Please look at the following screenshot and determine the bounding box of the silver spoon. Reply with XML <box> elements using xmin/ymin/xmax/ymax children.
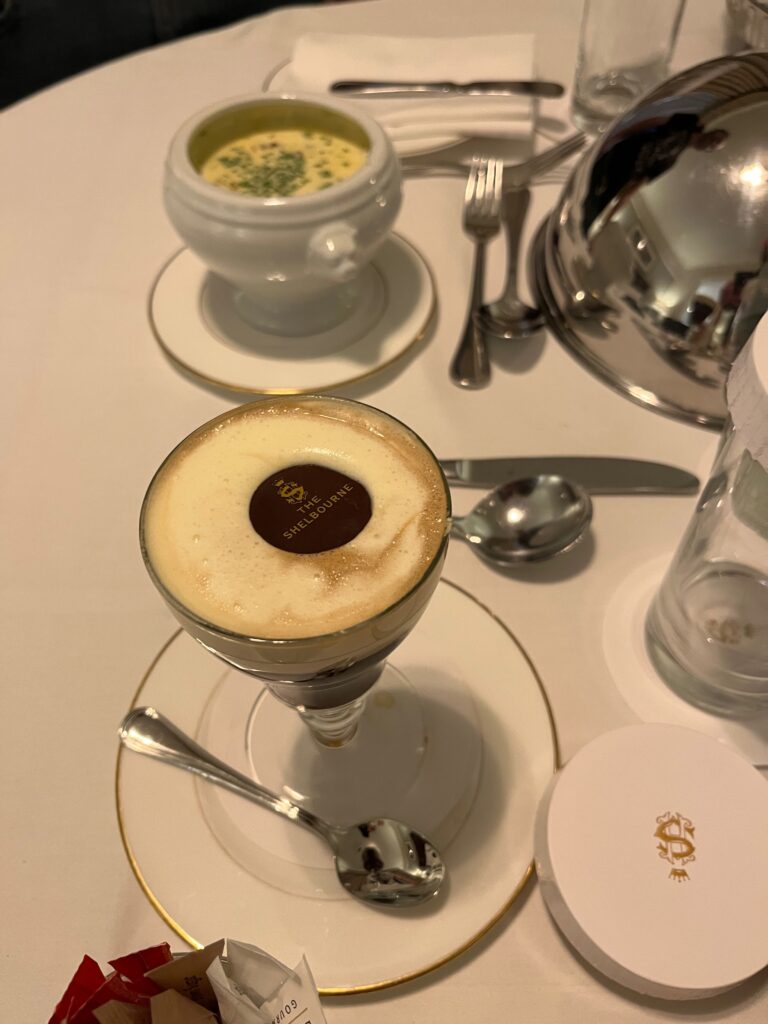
<box><xmin>451</xmin><ymin>474</ymin><xmax>593</xmax><ymax>566</ymax></box>
<box><xmin>119</xmin><ymin>706</ymin><xmax>445</xmax><ymax>907</ymax></box>
<box><xmin>475</xmin><ymin>187</ymin><xmax>545</xmax><ymax>340</ymax></box>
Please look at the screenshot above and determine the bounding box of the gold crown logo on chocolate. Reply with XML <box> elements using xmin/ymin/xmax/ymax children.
<box><xmin>274</xmin><ymin>479</ymin><xmax>307</xmax><ymax>505</ymax></box>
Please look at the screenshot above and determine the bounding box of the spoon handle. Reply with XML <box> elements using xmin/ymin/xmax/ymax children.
<box><xmin>119</xmin><ymin>707</ymin><xmax>332</xmax><ymax>840</ymax></box>
<box><xmin>498</xmin><ymin>187</ymin><xmax>530</xmax><ymax>307</ymax></box>
<box><xmin>450</xmin><ymin>242</ymin><xmax>491</xmax><ymax>388</ymax></box>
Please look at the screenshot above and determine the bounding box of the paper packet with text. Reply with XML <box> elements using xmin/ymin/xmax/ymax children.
<box><xmin>50</xmin><ymin>938</ymin><xmax>326</xmax><ymax>1024</ymax></box>
<box><xmin>207</xmin><ymin>941</ymin><xmax>327</xmax><ymax>1024</ymax></box>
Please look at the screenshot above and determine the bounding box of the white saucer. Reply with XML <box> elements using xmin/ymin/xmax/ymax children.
<box><xmin>148</xmin><ymin>233</ymin><xmax>435</xmax><ymax>395</ymax></box>
<box><xmin>603</xmin><ymin>556</ymin><xmax>768</xmax><ymax>765</ymax></box>
<box><xmin>117</xmin><ymin>580</ymin><xmax>558</xmax><ymax>994</ymax></box>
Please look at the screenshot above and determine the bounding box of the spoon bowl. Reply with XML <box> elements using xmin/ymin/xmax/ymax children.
<box><xmin>119</xmin><ymin>706</ymin><xmax>445</xmax><ymax>907</ymax></box>
<box><xmin>451</xmin><ymin>474</ymin><xmax>593</xmax><ymax>566</ymax></box>
<box><xmin>476</xmin><ymin>300</ymin><xmax>544</xmax><ymax>340</ymax></box>
<box><xmin>333</xmin><ymin>817</ymin><xmax>444</xmax><ymax>905</ymax></box>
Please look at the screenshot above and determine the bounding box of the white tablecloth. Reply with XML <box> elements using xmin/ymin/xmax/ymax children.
<box><xmin>3</xmin><ymin>0</ymin><xmax>764</xmax><ymax>1018</ymax></box>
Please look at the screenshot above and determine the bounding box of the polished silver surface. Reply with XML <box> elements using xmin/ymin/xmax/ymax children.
<box><xmin>531</xmin><ymin>52</ymin><xmax>768</xmax><ymax>429</ymax></box>
<box><xmin>331</xmin><ymin>79</ymin><xmax>564</xmax><ymax>98</ymax></box>
<box><xmin>451</xmin><ymin>474</ymin><xmax>593</xmax><ymax>565</ymax></box>
<box><xmin>400</xmin><ymin>131</ymin><xmax>586</xmax><ymax>187</ymax></box>
<box><xmin>440</xmin><ymin>456</ymin><xmax>699</xmax><ymax>493</ymax></box>
<box><xmin>476</xmin><ymin>188</ymin><xmax>545</xmax><ymax>340</ymax></box>
<box><xmin>450</xmin><ymin>156</ymin><xmax>503</xmax><ymax>388</ymax></box>
<box><xmin>120</xmin><ymin>707</ymin><xmax>445</xmax><ymax>906</ymax></box>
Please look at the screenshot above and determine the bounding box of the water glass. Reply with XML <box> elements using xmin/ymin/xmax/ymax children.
<box><xmin>646</xmin><ymin>419</ymin><xmax>768</xmax><ymax>716</ymax></box>
<box><xmin>571</xmin><ymin>0</ymin><xmax>686</xmax><ymax>134</ymax></box>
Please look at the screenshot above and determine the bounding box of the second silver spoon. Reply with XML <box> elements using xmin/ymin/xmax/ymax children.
<box><xmin>476</xmin><ymin>187</ymin><xmax>545</xmax><ymax>340</ymax></box>
<box><xmin>451</xmin><ymin>474</ymin><xmax>593</xmax><ymax>566</ymax></box>
<box><xmin>119</xmin><ymin>706</ymin><xmax>445</xmax><ymax>907</ymax></box>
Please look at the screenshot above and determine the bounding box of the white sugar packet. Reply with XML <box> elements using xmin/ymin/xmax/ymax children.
<box><xmin>282</xmin><ymin>33</ymin><xmax>535</xmax><ymax>150</ymax></box>
<box><xmin>207</xmin><ymin>941</ymin><xmax>326</xmax><ymax>1024</ymax></box>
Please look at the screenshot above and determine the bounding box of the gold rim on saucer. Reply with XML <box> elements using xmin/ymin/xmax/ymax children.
<box><xmin>146</xmin><ymin>233</ymin><xmax>437</xmax><ymax>396</ymax></box>
<box><xmin>116</xmin><ymin>579</ymin><xmax>559</xmax><ymax>995</ymax></box>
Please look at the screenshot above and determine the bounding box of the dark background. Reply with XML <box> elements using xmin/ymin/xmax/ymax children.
<box><xmin>0</xmin><ymin>0</ymin><xmax>318</xmax><ymax>108</ymax></box>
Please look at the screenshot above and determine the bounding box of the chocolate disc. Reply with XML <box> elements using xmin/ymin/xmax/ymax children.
<box><xmin>249</xmin><ymin>463</ymin><xmax>372</xmax><ymax>554</ymax></box>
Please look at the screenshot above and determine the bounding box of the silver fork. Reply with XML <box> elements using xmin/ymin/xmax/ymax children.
<box><xmin>449</xmin><ymin>156</ymin><xmax>503</xmax><ymax>389</ymax></box>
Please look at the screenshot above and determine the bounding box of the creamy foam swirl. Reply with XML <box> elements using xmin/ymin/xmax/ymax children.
<box><xmin>142</xmin><ymin>398</ymin><xmax>449</xmax><ymax>639</ymax></box>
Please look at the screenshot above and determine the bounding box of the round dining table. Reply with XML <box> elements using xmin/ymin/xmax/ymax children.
<box><xmin>3</xmin><ymin>0</ymin><xmax>766</xmax><ymax>1019</ymax></box>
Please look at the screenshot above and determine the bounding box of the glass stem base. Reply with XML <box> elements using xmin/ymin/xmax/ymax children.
<box><xmin>297</xmin><ymin>696</ymin><xmax>367</xmax><ymax>747</ymax></box>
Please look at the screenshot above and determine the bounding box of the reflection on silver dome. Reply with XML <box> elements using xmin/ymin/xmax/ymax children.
<box><xmin>532</xmin><ymin>52</ymin><xmax>768</xmax><ymax>428</ymax></box>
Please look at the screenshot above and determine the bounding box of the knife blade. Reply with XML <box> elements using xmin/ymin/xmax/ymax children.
<box><xmin>439</xmin><ymin>457</ymin><xmax>699</xmax><ymax>495</ymax></box>
<box><xmin>330</xmin><ymin>79</ymin><xmax>564</xmax><ymax>98</ymax></box>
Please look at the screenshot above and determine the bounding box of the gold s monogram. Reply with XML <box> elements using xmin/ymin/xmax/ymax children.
<box><xmin>655</xmin><ymin>811</ymin><xmax>696</xmax><ymax>882</ymax></box>
<box><xmin>274</xmin><ymin>479</ymin><xmax>307</xmax><ymax>505</ymax></box>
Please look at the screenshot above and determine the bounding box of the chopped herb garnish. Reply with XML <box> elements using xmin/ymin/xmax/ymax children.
<box><xmin>201</xmin><ymin>127</ymin><xmax>367</xmax><ymax>197</ymax></box>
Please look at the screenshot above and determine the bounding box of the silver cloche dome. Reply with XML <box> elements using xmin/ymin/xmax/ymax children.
<box><xmin>532</xmin><ymin>51</ymin><xmax>768</xmax><ymax>428</ymax></box>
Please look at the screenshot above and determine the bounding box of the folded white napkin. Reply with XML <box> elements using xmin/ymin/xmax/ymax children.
<box><xmin>283</xmin><ymin>33</ymin><xmax>535</xmax><ymax>154</ymax></box>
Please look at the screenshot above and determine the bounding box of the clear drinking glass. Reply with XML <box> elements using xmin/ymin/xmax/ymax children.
<box><xmin>571</xmin><ymin>0</ymin><xmax>687</xmax><ymax>134</ymax></box>
<box><xmin>646</xmin><ymin>418</ymin><xmax>768</xmax><ymax>716</ymax></box>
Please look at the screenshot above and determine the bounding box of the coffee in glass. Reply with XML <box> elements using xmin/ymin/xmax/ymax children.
<box><xmin>140</xmin><ymin>395</ymin><xmax>450</xmax><ymax>744</ymax></box>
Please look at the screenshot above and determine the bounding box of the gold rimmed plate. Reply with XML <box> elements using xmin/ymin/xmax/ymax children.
<box><xmin>116</xmin><ymin>580</ymin><xmax>558</xmax><ymax>994</ymax></box>
<box><xmin>147</xmin><ymin>233</ymin><xmax>435</xmax><ymax>395</ymax></box>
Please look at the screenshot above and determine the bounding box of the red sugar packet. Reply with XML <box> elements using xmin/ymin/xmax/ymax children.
<box><xmin>49</xmin><ymin>956</ymin><xmax>106</xmax><ymax>1024</ymax></box>
<box><xmin>49</xmin><ymin>944</ymin><xmax>173</xmax><ymax>1023</ymax></box>
<box><xmin>109</xmin><ymin>944</ymin><xmax>173</xmax><ymax>996</ymax></box>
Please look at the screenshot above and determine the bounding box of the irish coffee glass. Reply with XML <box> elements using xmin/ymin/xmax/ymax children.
<box><xmin>139</xmin><ymin>397</ymin><xmax>451</xmax><ymax>753</ymax></box>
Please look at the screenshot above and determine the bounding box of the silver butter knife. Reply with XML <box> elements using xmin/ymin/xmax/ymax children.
<box><xmin>331</xmin><ymin>79</ymin><xmax>564</xmax><ymax>98</ymax></box>
<box><xmin>439</xmin><ymin>457</ymin><xmax>699</xmax><ymax>495</ymax></box>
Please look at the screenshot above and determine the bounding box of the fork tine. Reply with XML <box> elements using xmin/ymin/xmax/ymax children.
<box><xmin>476</xmin><ymin>159</ymin><xmax>490</xmax><ymax>215</ymax></box>
<box><xmin>485</xmin><ymin>158</ymin><xmax>503</xmax><ymax>217</ymax></box>
<box><xmin>463</xmin><ymin>155</ymin><xmax>483</xmax><ymax>209</ymax></box>
<box><xmin>492</xmin><ymin>157</ymin><xmax>503</xmax><ymax>203</ymax></box>
<box><xmin>475</xmin><ymin>157</ymin><xmax>501</xmax><ymax>223</ymax></box>
<box><xmin>465</xmin><ymin>156</ymin><xmax>479</xmax><ymax>189</ymax></box>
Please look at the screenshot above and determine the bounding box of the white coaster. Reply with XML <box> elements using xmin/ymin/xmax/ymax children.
<box><xmin>603</xmin><ymin>556</ymin><xmax>768</xmax><ymax>765</ymax></box>
<box><xmin>148</xmin><ymin>233</ymin><xmax>435</xmax><ymax>395</ymax></box>
<box><xmin>117</xmin><ymin>580</ymin><xmax>558</xmax><ymax>994</ymax></box>
<box><xmin>536</xmin><ymin>724</ymin><xmax>768</xmax><ymax>1000</ymax></box>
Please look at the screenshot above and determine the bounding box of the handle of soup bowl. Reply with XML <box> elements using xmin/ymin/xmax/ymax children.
<box><xmin>307</xmin><ymin>221</ymin><xmax>359</xmax><ymax>282</ymax></box>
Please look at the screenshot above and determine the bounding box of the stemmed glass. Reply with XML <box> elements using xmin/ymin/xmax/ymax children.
<box><xmin>139</xmin><ymin>396</ymin><xmax>451</xmax><ymax>763</ymax></box>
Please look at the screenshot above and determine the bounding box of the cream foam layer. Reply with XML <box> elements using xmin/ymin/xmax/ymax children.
<box><xmin>143</xmin><ymin>398</ymin><xmax>448</xmax><ymax>639</ymax></box>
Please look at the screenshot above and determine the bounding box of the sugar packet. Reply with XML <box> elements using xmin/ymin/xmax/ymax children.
<box><xmin>145</xmin><ymin>939</ymin><xmax>225</xmax><ymax>1011</ymax></box>
<box><xmin>207</xmin><ymin>941</ymin><xmax>326</xmax><ymax>1024</ymax></box>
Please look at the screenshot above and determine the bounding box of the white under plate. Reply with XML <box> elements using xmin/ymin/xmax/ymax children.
<box><xmin>603</xmin><ymin>556</ymin><xmax>768</xmax><ymax>765</ymax></box>
<box><xmin>117</xmin><ymin>580</ymin><xmax>558</xmax><ymax>994</ymax></box>
<box><xmin>148</xmin><ymin>233</ymin><xmax>435</xmax><ymax>395</ymax></box>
